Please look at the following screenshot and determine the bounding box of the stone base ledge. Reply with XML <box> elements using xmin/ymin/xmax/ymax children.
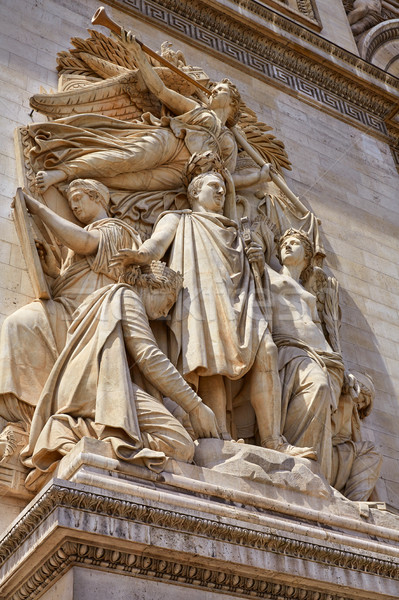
<box><xmin>0</xmin><ymin>438</ymin><xmax>398</xmax><ymax>599</ymax></box>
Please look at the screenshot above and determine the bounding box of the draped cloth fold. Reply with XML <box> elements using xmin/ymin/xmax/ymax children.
<box><xmin>163</xmin><ymin>211</ymin><xmax>268</xmax><ymax>389</ymax></box>
<box><xmin>274</xmin><ymin>334</ymin><xmax>345</xmax><ymax>480</ymax></box>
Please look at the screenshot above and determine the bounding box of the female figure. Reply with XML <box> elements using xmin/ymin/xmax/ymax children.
<box><xmin>31</xmin><ymin>33</ymin><xmax>246</xmax><ymax>195</ymax></box>
<box><xmin>0</xmin><ymin>179</ymin><xmax>131</xmax><ymax>433</ymax></box>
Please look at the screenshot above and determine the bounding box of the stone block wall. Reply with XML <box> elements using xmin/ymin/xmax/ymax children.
<box><xmin>0</xmin><ymin>0</ymin><xmax>398</xmax><ymax>510</ymax></box>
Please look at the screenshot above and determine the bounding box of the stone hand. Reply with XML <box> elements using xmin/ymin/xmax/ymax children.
<box><xmin>35</xmin><ymin>239</ymin><xmax>60</xmax><ymax>278</ymax></box>
<box><xmin>189</xmin><ymin>403</ymin><xmax>219</xmax><ymax>439</ymax></box>
<box><xmin>120</xmin><ymin>28</ymin><xmax>146</xmax><ymax>64</ymax></box>
<box><xmin>23</xmin><ymin>191</ymin><xmax>42</xmax><ymax>215</ymax></box>
<box><xmin>259</xmin><ymin>163</ymin><xmax>272</xmax><ymax>182</ymax></box>
<box><xmin>110</xmin><ymin>248</ymin><xmax>152</xmax><ymax>269</ymax></box>
<box><xmin>245</xmin><ymin>241</ymin><xmax>265</xmax><ymax>275</ymax></box>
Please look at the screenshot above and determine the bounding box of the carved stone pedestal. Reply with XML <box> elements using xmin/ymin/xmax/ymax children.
<box><xmin>0</xmin><ymin>437</ymin><xmax>398</xmax><ymax>600</ymax></box>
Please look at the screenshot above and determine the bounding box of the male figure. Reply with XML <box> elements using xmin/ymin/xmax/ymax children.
<box><xmin>331</xmin><ymin>371</ymin><xmax>382</xmax><ymax>501</ymax></box>
<box><xmin>112</xmin><ymin>169</ymin><xmax>315</xmax><ymax>458</ymax></box>
<box><xmin>265</xmin><ymin>229</ymin><xmax>345</xmax><ymax>480</ymax></box>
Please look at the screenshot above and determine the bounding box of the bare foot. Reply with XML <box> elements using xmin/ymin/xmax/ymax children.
<box><xmin>262</xmin><ymin>437</ymin><xmax>317</xmax><ymax>460</ymax></box>
<box><xmin>0</xmin><ymin>440</ymin><xmax>8</xmax><ymax>460</ymax></box>
<box><xmin>35</xmin><ymin>169</ymin><xmax>66</xmax><ymax>192</ymax></box>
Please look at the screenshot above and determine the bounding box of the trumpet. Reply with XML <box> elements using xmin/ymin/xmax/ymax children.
<box><xmin>91</xmin><ymin>6</ymin><xmax>211</xmax><ymax>96</ymax></box>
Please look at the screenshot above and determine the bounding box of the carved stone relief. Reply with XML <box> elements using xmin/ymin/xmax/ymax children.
<box><xmin>0</xmin><ymin>7</ymin><xmax>382</xmax><ymax>510</ymax></box>
<box><xmin>343</xmin><ymin>0</ymin><xmax>399</xmax><ymax>75</ymax></box>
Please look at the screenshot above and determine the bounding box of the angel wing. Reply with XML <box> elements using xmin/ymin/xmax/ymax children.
<box><xmin>237</xmin><ymin>102</ymin><xmax>292</xmax><ymax>175</ymax></box>
<box><xmin>305</xmin><ymin>266</ymin><xmax>342</xmax><ymax>353</ymax></box>
<box><xmin>30</xmin><ymin>30</ymin><xmax>207</xmax><ymax>121</ymax></box>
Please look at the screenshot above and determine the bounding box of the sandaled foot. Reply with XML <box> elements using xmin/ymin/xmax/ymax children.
<box><xmin>274</xmin><ymin>442</ymin><xmax>317</xmax><ymax>460</ymax></box>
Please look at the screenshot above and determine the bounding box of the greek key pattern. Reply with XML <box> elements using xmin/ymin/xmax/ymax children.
<box><xmin>110</xmin><ymin>0</ymin><xmax>399</xmax><ymax>160</ymax></box>
<box><xmin>10</xmin><ymin>540</ymin><xmax>354</xmax><ymax>600</ymax></box>
<box><xmin>0</xmin><ymin>484</ymin><xmax>398</xmax><ymax>582</ymax></box>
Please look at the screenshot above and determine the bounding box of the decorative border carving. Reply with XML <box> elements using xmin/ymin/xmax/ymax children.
<box><xmin>364</xmin><ymin>22</ymin><xmax>399</xmax><ymax>62</ymax></box>
<box><xmin>1</xmin><ymin>484</ymin><xmax>398</xmax><ymax>582</ymax></box>
<box><xmin>225</xmin><ymin>0</ymin><xmax>320</xmax><ymax>28</ymax></box>
<box><xmin>106</xmin><ymin>0</ymin><xmax>399</xmax><ymax>164</ymax></box>
<box><xmin>11</xmin><ymin>540</ymin><xmax>354</xmax><ymax>600</ymax></box>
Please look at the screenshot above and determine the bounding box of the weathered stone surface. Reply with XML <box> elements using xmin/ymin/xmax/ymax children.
<box><xmin>0</xmin><ymin>0</ymin><xmax>398</xmax><ymax>598</ymax></box>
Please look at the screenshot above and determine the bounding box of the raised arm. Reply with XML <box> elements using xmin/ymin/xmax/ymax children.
<box><xmin>110</xmin><ymin>212</ymin><xmax>181</xmax><ymax>268</ymax></box>
<box><xmin>24</xmin><ymin>192</ymin><xmax>100</xmax><ymax>256</ymax></box>
<box><xmin>122</xmin><ymin>31</ymin><xmax>199</xmax><ymax>116</ymax></box>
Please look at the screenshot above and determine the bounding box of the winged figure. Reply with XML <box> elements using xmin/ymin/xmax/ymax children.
<box><xmin>26</xmin><ymin>29</ymin><xmax>291</xmax><ymax>192</ymax></box>
<box><xmin>304</xmin><ymin>265</ymin><xmax>342</xmax><ymax>354</ymax></box>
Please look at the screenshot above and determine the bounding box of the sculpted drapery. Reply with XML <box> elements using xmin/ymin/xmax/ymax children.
<box><xmin>1</xmin><ymin>21</ymin><xmax>380</xmax><ymax>502</ymax></box>
<box><xmin>28</xmin><ymin>108</ymin><xmax>237</xmax><ymax>193</ymax></box>
<box><xmin>0</xmin><ymin>217</ymin><xmax>139</xmax><ymax>419</ymax></box>
<box><xmin>148</xmin><ymin>210</ymin><xmax>267</xmax><ymax>386</ymax></box>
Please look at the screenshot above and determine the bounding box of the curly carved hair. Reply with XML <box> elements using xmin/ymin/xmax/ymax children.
<box><xmin>121</xmin><ymin>261</ymin><xmax>183</xmax><ymax>294</ymax></box>
<box><xmin>277</xmin><ymin>228</ymin><xmax>314</xmax><ymax>282</ymax></box>
<box><xmin>186</xmin><ymin>171</ymin><xmax>225</xmax><ymax>208</ymax></box>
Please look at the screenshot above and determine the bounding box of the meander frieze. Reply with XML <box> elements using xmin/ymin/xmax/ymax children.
<box><xmin>108</xmin><ymin>0</ymin><xmax>399</xmax><ymax>159</ymax></box>
<box><xmin>0</xmin><ymin>484</ymin><xmax>398</xmax><ymax>582</ymax></box>
<box><xmin>10</xmin><ymin>540</ymin><xmax>354</xmax><ymax>600</ymax></box>
<box><xmin>114</xmin><ymin>0</ymin><xmax>399</xmax><ymax>92</ymax></box>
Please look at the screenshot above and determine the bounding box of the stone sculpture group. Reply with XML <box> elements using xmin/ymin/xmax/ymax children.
<box><xmin>0</xmin><ymin>21</ymin><xmax>382</xmax><ymax>501</ymax></box>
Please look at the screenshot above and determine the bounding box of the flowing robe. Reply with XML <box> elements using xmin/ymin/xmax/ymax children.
<box><xmin>274</xmin><ymin>334</ymin><xmax>345</xmax><ymax>481</ymax></box>
<box><xmin>21</xmin><ymin>282</ymin><xmax>197</xmax><ymax>487</ymax></box>
<box><xmin>27</xmin><ymin>108</ymin><xmax>237</xmax><ymax>192</ymax></box>
<box><xmin>140</xmin><ymin>210</ymin><xmax>268</xmax><ymax>390</ymax></box>
<box><xmin>331</xmin><ymin>391</ymin><xmax>382</xmax><ymax>501</ymax></box>
<box><xmin>0</xmin><ymin>218</ymin><xmax>138</xmax><ymax>419</ymax></box>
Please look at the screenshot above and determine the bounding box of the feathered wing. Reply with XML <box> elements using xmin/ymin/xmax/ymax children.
<box><xmin>57</xmin><ymin>29</ymin><xmax>137</xmax><ymax>76</ymax></box>
<box><xmin>237</xmin><ymin>102</ymin><xmax>292</xmax><ymax>175</ymax></box>
<box><xmin>305</xmin><ymin>267</ymin><xmax>342</xmax><ymax>353</ymax></box>
<box><xmin>29</xmin><ymin>70</ymin><xmax>162</xmax><ymax>121</ymax></box>
<box><xmin>30</xmin><ymin>30</ymin><xmax>206</xmax><ymax>121</ymax></box>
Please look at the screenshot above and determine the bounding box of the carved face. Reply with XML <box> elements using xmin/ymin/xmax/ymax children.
<box><xmin>142</xmin><ymin>288</ymin><xmax>177</xmax><ymax>320</ymax></box>
<box><xmin>67</xmin><ymin>188</ymin><xmax>102</xmax><ymax>224</ymax></box>
<box><xmin>192</xmin><ymin>173</ymin><xmax>226</xmax><ymax>214</ymax></box>
<box><xmin>280</xmin><ymin>235</ymin><xmax>307</xmax><ymax>268</ymax></box>
<box><xmin>209</xmin><ymin>82</ymin><xmax>233</xmax><ymax>109</ymax></box>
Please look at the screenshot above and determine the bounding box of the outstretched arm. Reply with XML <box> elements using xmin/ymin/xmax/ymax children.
<box><xmin>110</xmin><ymin>212</ymin><xmax>180</xmax><ymax>268</ymax></box>
<box><xmin>125</xmin><ymin>296</ymin><xmax>219</xmax><ymax>438</ymax></box>
<box><xmin>122</xmin><ymin>31</ymin><xmax>199</xmax><ymax>116</ymax></box>
<box><xmin>24</xmin><ymin>192</ymin><xmax>100</xmax><ymax>256</ymax></box>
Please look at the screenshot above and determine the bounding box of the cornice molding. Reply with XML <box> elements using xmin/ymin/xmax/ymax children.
<box><xmin>11</xmin><ymin>540</ymin><xmax>354</xmax><ymax>600</ymax></box>
<box><xmin>106</xmin><ymin>0</ymin><xmax>399</xmax><ymax>162</ymax></box>
<box><xmin>0</xmin><ymin>484</ymin><xmax>398</xmax><ymax>584</ymax></box>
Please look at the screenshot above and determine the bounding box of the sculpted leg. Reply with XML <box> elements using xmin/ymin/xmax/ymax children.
<box><xmin>35</xmin><ymin>130</ymin><xmax>183</xmax><ymax>192</ymax></box>
<box><xmin>248</xmin><ymin>331</ymin><xmax>281</xmax><ymax>447</ymax></box>
<box><xmin>281</xmin><ymin>357</ymin><xmax>337</xmax><ymax>479</ymax></box>
<box><xmin>249</xmin><ymin>332</ymin><xmax>317</xmax><ymax>459</ymax></box>
<box><xmin>332</xmin><ymin>441</ymin><xmax>382</xmax><ymax>501</ymax></box>
<box><xmin>198</xmin><ymin>375</ymin><xmax>231</xmax><ymax>439</ymax></box>
<box><xmin>136</xmin><ymin>390</ymin><xmax>195</xmax><ymax>463</ymax></box>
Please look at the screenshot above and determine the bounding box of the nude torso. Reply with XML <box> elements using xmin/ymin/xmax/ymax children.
<box><xmin>268</xmin><ymin>266</ymin><xmax>332</xmax><ymax>352</ymax></box>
